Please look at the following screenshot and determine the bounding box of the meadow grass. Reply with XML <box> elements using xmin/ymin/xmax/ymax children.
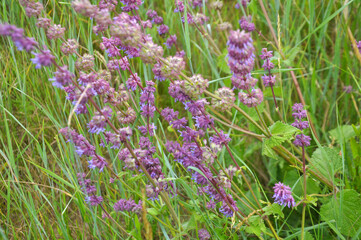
<box><xmin>1</xmin><ymin>0</ymin><xmax>361</xmax><ymax>239</ymax></box>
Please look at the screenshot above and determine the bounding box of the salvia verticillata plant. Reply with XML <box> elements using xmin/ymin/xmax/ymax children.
<box><xmin>1</xmin><ymin>0</ymin><xmax>361</xmax><ymax>239</ymax></box>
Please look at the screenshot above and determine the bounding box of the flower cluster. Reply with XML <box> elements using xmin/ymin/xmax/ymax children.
<box><xmin>292</xmin><ymin>103</ymin><xmax>311</xmax><ymax>147</ymax></box>
<box><xmin>0</xmin><ymin>24</ymin><xmax>38</xmax><ymax>52</ymax></box>
<box><xmin>273</xmin><ymin>182</ymin><xmax>295</xmax><ymax>208</ymax></box>
<box><xmin>77</xmin><ymin>173</ymin><xmax>104</xmax><ymax>206</ymax></box>
<box><xmin>227</xmin><ymin>29</ymin><xmax>263</xmax><ymax>107</ymax></box>
<box><xmin>113</xmin><ymin>198</ymin><xmax>142</xmax><ymax>213</ymax></box>
<box><xmin>260</xmin><ymin>48</ymin><xmax>276</xmax><ymax>87</ymax></box>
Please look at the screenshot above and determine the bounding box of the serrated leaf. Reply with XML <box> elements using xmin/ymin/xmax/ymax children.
<box><xmin>329</xmin><ymin>125</ymin><xmax>357</xmax><ymax>143</ymax></box>
<box><xmin>320</xmin><ymin>189</ymin><xmax>361</xmax><ymax>237</ymax></box>
<box><xmin>263</xmin><ymin>203</ymin><xmax>284</xmax><ymax>218</ymax></box>
<box><xmin>262</xmin><ymin>122</ymin><xmax>299</xmax><ymax>159</ymax></box>
<box><xmin>245</xmin><ymin>215</ymin><xmax>267</xmax><ymax>237</ymax></box>
<box><xmin>270</xmin><ymin>121</ymin><xmax>299</xmax><ymax>137</ymax></box>
<box><xmin>309</xmin><ymin>147</ymin><xmax>342</xmax><ymax>182</ymax></box>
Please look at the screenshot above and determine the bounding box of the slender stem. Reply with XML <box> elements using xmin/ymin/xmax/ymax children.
<box><xmin>301</xmin><ymin>146</ymin><xmax>307</xmax><ymax>240</ymax></box>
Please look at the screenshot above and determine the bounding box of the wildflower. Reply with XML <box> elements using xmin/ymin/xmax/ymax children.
<box><xmin>142</xmin><ymin>20</ymin><xmax>153</xmax><ymax>28</ymax></box>
<box><xmin>59</xmin><ymin>128</ymin><xmax>96</xmax><ymax>156</ymax></box>
<box><xmin>344</xmin><ymin>85</ymin><xmax>353</xmax><ymax>93</ymax></box>
<box><xmin>87</xmin><ymin>106</ymin><xmax>112</xmax><ymax>134</ymax></box>
<box><xmin>239</xmin><ymin>16</ymin><xmax>255</xmax><ymax>32</ymax></box>
<box><xmin>75</xmin><ymin>54</ymin><xmax>95</xmax><ymax>71</ymax></box>
<box><xmin>169</xmin><ymin>80</ymin><xmax>189</xmax><ymax>102</ymax></box>
<box><xmin>153</xmin><ymin>16</ymin><xmax>163</xmax><ymax>24</ymax></box>
<box><xmin>25</xmin><ymin>2</ymin><xmax>43</xmax><ymax>17</ymax></box>
<box><xmin>161</xmin><ymin>56</ymin><xmax>185</xmax><ymax>79</ymax></box>
<box><xmin>219</xmin><ymin>195</ymin><xmax>238</xmax><ymax>217</ymax></box>
<box><xmin>158</xmin><ymin>24</ymin><xmax>169</xmax><ymax>35</ymax></box>
<box><xmin>85</xmin><ymin>195</ymin><xmax>103</xmax><ymax>206</ymax></box>
<box><xmin>46</xmin><ymin>24</ymin><xmax>65</xmax><ymax>39</ymax></box>
<box><xmin>72</xmin><ymin>0</ymin><xmax>98</xmax><ymax>18</ymax></box>
<box><xmin>211</xmin><ymin>1</ymin><xmax>223</xmax><ymax>10</ymax></box>
<box><xmin>36</xmin><ymin>18</ymin><xmax>51</xmax><ymax>29</ymax></box>
<box><xmin>146</xmin><ymin>9</ymin><xmax>158</xmax><ymax>19</ymax></box>
<box><xmin>49</xmin><ymin>65</ymin><xmax>74</xmax><ymax>88</ymax></box>
<box><xmin>165</xmin><ymin>34</ymin><xmax>177</xmax><ymax>48</ymax></box>
<box><xmin>120</xmin><ymin>0</ymin><xmax>143</xmax><ymax>12</ymax></box>
<box><xmin>174</xmin><ymin>0</ymin><xmax>185</xmax><ymax>13</ymax></box>
<box><xmin>117</xmin><ymin>107</ymin><xmax>136</xmax><ymax>124</ymax></box>
<box><xmin>114</xmin><ymin>199</ymin><xmax>142</xmax><ymax>213</ymax></box>
<box><xmin>88</xmin><ymin>154</ymin><xmax>108</xmax><ymax>172</ymax></box>
<box><xmin>211</xmin><ymin>87</ymin><xmax>235</xmax><ymax>112</ymax></box>
<box><xmin>161</xmin><ymin>107</ymin><xmax>179</xmax><ymax>122</ymax></box>
<box><xmin>183</xmin><ymin>74</ymin><xmax>208</xmax><ymax>98</ymax></box>
<box><xmin>31</xmin><ymin>49</ymin><xmax>55</xmax><ymax>68</ymax></box>
<box><xmin>293</xmin><ymin>134</ymin><xmax>311</xmax><ymax>147</ymax></box>
<box><xmin>357</xmin><ymin>40</ymin><xmax>361</xmax><ymax>53</ymax></box>
<box><xmin>198</xmin><ymin>229</ymin><xmax>211</xmax><ymax>240</ymax></box>
<box><xmin>140</xmin><ymin>39</ymin><xmax>164</xmax><ymax>64</ymax></box>
<box><xmin>110</xmin><ymin>13</ymin><xmax>142</xmax><ymax>46</ymax></box>
<box><xmin>273</xmin><ymin>182</ymin><xmax>295</xmax><ymax>208</ymax></box>
<box><xmin>217</xmin><ymin>22</ymin><xmax>232</xmax><ymax>32</ymax></box>
<box><xmin>206</xmin><ymin>200</ymin><xmax>216</xmax><ymax>209</ymax></box>
<box><xmin>61</xmin><ymin>39</ymin><xmax>79</xmax><ymax>55</ymax></box>
<box><xmin>126</xmin><ymin>73</ymin><xmax>141</xmax><ymax>91</ymax></box>
<box><xmin>210</xmin><ymin>131</ymin><xmax>231</xmax><ymax>145</ymax></box>
<box><xmin>238</xmin><ymin>88</ymin><xmax>263</xmax><ymax>107</ymax></box>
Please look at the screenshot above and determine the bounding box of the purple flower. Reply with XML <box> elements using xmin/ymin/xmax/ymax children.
<box><xmin>184</xmin><ymin>99</ymin><xmax>208</xmax><ymax>116</ymax></box>
<box><xmin>24</xmin><ymin>2</ymin><xmax>43</xmax><ymax>17</ymax></box>
<box><xmin>211</xmin><ymin>87</ymin><xmax>235</xmax><ymax>112</ymax></box>
<box><xmin>171</xmin><ymin>117</ymin><xmax>188</xmax><ymax>129</ymax></box>
<box><xmin>140</xmin><ymin>38</ymin><xmax>164</xmax><ymax>64</ymax></box>
<box><xmin>110</xmin><ymin>13</ymin><xmax>142</xmax><ymax>46</ymax></box>
<box><xmin>194</xmin><ymin>115</ymin><xmax>213</xmax><ymax>129</ymax></box>
<box><xmin>293</xmin><ymin>134</ymin><xmax>311</xmax><ymax>147</ymax></box>
<box><xmin>158</xmin><ymin>24</ymin><xmax>169</xmax><ymax>35</ymax></box>
<box><xmin>161</xmin><ymin>107</ymin><xmax>179</xmax><ymax>122</ymax></box>
<box><xmin>114</xmin><ymin>198</ymin><xmax>142</xmax><ymax>213</ymax></box>
<box><xmin>31</xmin><ymin>50</ymin><xmax>55</xmax><ymax>68</ymax></box>
<box><xmin>146</xmin><ymin>9</ymin><xmax>158</xmax><ymax>19</ymax></box>
<box><xmin>273</xmin><ymin>182</ymin><xmax>295</xmax><ymax>208</ymax></box>
<box><xmin>219</xmin><ymin>195</ymin><xmax>238</xmax><ymax>217</ymax></box>
<box><xmin>127</xmin><ymin>73</ymin><xmax>141</xmax><ymax>91</ymax></box>
<box><xmin>161</xmin><ymin>56</ymin><xmax>185</xmax><ymax>79</ymax></box>
<box><xmin>198</xmin><ymin>229</ymin><xmax>211</xmax><ymax>240</ymax></box>
<box><xmin>85</xmin><ymin>195</ymin><xmax>103</xmax><ymax>206</ymax></box>
<box><xmin>261</xmin><ymin>74</ymin><xmax>276</xmax><ymax>87</ymax></box>
<box><xmin>61</xmin><ymin>39</ymin><xmax>79</xmax><ymax>55</ymax></box>
<box><xmin>88</xmin><ymin>154</ymin><xmax>108</xmax><ymax>172</ymax></box>
<box><xmin>206</xmin><ymin>200</ymin><xmax>216</xmax><ymax>209</ymax></box>
<box><xmin>36</xmin><ymin>18</ymin><xmax>51</xmax><ymax>29</ymax></box>
<box><xmin>210</xmin><ymin>131</ymin><xmax>231</xmax><ymax>146</ymax></box>
<box><xmin>59</xmin><ymin>128</ymin><xmax>96</xmax><ymax>156</ymax></box>
<box><xmin>153</xmin><ymin>16</ymin><xmax>163</xmax><ymax>24</ymax></box>
<box><xmin>46</xmin><ymin>24</ymin><xmax>65</xmax><ymax>40</ymax></box>
<box><xmin>184</xmin><ymin>74</ymin><xmax>209</xmax><ymax>98</ymax></box>
<box><xmin>174</xmin><ymin>0</ymin><xmax>184</xmax><ymax>12</ymax></box>
<box><xmin>165</xmin><ymin>34</ymin><xmax>177</xmax><ymax>48</ymax></box>
<box><xmin>239</xmin><ymin>16</ymin><xmax>255</xmax><ymax>32</ymax></box>
<box><xmin>49</xmin><ymin>65</ymin><xmax>74</xmax><ymax>88</ymax></box>
<box><xmin>180</xmin><ymin>127</ymin><xmax>204</xmax><ymax>143</ymax></box>
<box><xmin>344</xmin><ymin>85</ymin><xmax>353</xmax><ymax>93</ymax></box>
<box><xmin>238</xmin><ymin>88</ymin><xmax>263</xmax><ymax>107</ymax></box>
<box><xmin>232</xmin><ymin>73</ymin><xmax>258</xmax><ymax>90</ymax></box>
<box><xmin>357</xmin><ymin>40</ymin><xmax>361</xmax><ymax>53</ymax></box>
<box><xmin>291</xmin><ymin>119</ymin><xmax>309</xmax><ymax>130</ymax></box>
<box><xmin>169</xmin><ymin>80</ymin><xmax>189</xmax><ymax>102</ymax></box>
<box><xmin>87</xmin><ymin>106</ymin><xmax>112</xmax><ymax>134</ymax></box>
<box><xmin>75</xmin><ymin>54</ymin><xmax>95</xmax><ymax>71</ymax></box>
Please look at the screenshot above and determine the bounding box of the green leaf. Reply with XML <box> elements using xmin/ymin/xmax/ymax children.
<box><xmin>217</xmin><ymin>50</ymin><xmax>230</xmax><ymax>74</ymax></box>
<box><xmin>245</xmin><ymin>216</ymin><xmax>267</xmax><ymax>237</ymax></box>
<box><xmin>309</xmin><ymin>147</ymin><xmax>342</xmax><ymax>182</ymax></box>
<box><xmin>263</xmin><ymin>203</ymin><xmax>284</xmax><ymax>218</ymax></box>
<box><xmin>329</xmin><ymin>125</ymin><xmax>357</xmax><ymax>143</ymax></box>
<box><xmin>320</xmin><ymin>189</ymin><xmax>361</xmax><ymax>237</ymax></box>
<box><xmin>147</xmin><ymin>208</ymin><xmax>159</xmax><ymax>216</ymax></box>
<box><xmin>262</xmin><ymin>122</ymin><xmax>299</xmax><ymax>158</ymax></box>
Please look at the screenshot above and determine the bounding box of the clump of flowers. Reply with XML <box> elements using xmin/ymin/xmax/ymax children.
<box><xmin>260</xmin><ymin>48</ymin><xmax>278</xmax><ymax>107</ymax></box>
<box><xmin>211</xmin><ymin>87</ymin><xmax>235</xmax><ymax>112</ymax></box>
<box><xmin>292</xmin><ymin>103</ymin><xmax>311</xmax><ymax>147</ymax></box>
<box><xmin>273</xmin><ymin>182</ymin><xmax>295</xmax><ymax>208</ymax></box>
